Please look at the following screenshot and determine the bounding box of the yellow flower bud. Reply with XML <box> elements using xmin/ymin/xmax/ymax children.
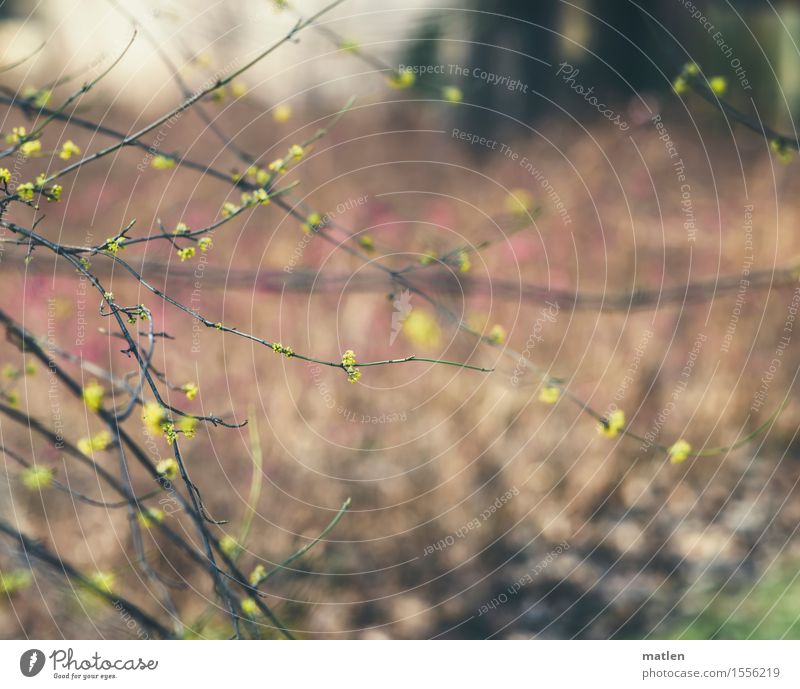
<box><xmin>488</xmin><ymin>324</ymin><xmax>506</xmax><ymax>344</ymax></box>
<box><xmin>668</xmin><ymin>439</ymin><xmax>692</xmax><ymax>464</ymax></box>
<box><xmin>249</xmin><ymin>564</ymin><xmax>267</xmax><ymax>586</ymax></box>
<box><xmin>442</xmin><ymin>86</ymin><xmax>463</xmax><ymax>103</ymax></box>
<box><xmin>538</xmin><ymin>385</ymin><xmax>560</xmax><ymax>405</ymax></box>
<box><xmin>137</xmin><ymin>508</ymin><xmax>165</xmax><ymax>529</ymax></box>
<box><xmin>273</xmin><ymin>104</ymin><xmax>291</xmax><ymax>123</ymax></box>
<box><xmin>59</xmin><ymin>140</ymin><xmax>81</xmax><ymax>160</ymax></box>
<box><xmin>151</xmin><ymin>155</ymin><xmax>175</xmax><ymax>170</ymax></box>
<box><xmin>82</xmin><ymin>381</ymin><xmax>105</xmax><ymax>412</ymax></box>
<box><xmin>156</xmin><ymin>458</ymin><xmax>179</xmax><ymax>481</ymax></box>
<box><xmin>219</xmin><ymin>535</ymin><xmax>238</xmax><ymax>557</ymax></box>
<box><xmin>388</xmin><ymin>70</ymin><xmax>415</xmax><ymax>89</ymax></box>
<box><xmin>21</xmin><ymin>465</ymin><xmax>53</xmax><ymax>491</ymax></box>
<box><xmin>709</xmin><ymin>76</ymin><xmax>727</xmax><ymax>96</ymax></box>
<box><xmin>240</xmin><ymin>597</ymin><xmax>259</xmax><ymax>616</ymax></box>
<box><xmin>598</xmin><ymin>409</ymin><xmax>625</xmax><ymax>438</ymax></box>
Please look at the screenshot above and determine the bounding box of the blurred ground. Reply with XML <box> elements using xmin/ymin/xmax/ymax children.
<box><xmin>1</xmin><ymin>26</ymin><xmax>800</xmax><ymax>639</ymax></box>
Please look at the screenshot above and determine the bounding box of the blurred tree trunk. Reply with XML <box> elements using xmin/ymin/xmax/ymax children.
<box><xmin>403</xmin><ymin>0</ymin><xmax>799</xmax><ymax>140</ymax></box>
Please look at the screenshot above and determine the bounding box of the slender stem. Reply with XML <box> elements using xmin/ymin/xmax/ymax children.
<box><xmin>258</xmin><ymin>498</ymin><xmax>352</xmax><ymax>586</ymax></box>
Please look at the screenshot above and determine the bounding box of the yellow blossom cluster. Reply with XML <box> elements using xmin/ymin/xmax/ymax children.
<box><xmin>21</xmin><ymin>465</ymin><xmax>53</xmax><ymax>491</ymax></box>
<box><xmin>77</xmin><ymin>430</ymin><xmax>113</xmax><ymax>456</ymax></box>
<box><xmin>82</xmin><ymin>381</ymin><xmax>105</xmax><ymax>411</ymax></box>
<box><xmin>59</xmin><ymin>139</ymin><xmax>81</xmax><ymax>160</ymax></box>
<box><xmin>538</xmin><ymin>385</ymin><xmax>560</xmax><ymax>405</ymax></box>
<box><xmin>342</xmin><ymin>349</ymin><xmax>361</xmax><ymax>383</ymax></box>
<box><xmin>597</xmin><ymin>409</ymin><xmax>625</xmax><ymax>438</ymax></box>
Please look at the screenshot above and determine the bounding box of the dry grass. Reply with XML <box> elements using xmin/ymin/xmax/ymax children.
<box><xmin>1</xmin><ymin>92</ymin><xmax>800</xmax><ymax>639</ymax></box>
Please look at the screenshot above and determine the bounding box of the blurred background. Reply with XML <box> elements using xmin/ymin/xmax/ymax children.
<box><xmin>1</xmin><ymin>0</ymin><xmax>800</xmax><ymax>639</ymax></box>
